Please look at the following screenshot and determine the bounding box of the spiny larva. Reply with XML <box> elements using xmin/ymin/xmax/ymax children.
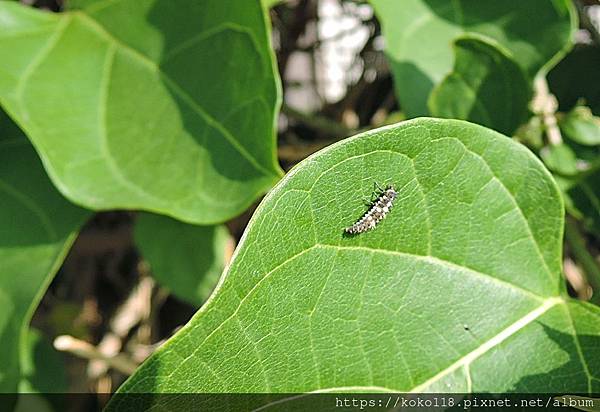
<box><xmin>345</xmin><ymin>184</ymin><xmax>397</xmax><ymax>234</ymax></box>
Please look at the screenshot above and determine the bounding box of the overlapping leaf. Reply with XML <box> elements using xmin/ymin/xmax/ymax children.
<box><xmin>560</xmin><ymin>106</ymin><xmax>600</xmax><ymax>147</ymax></box>
<box><xmin>109</xmin><ymin>119</ymin><xmax>599</xmax><ymax>410</ymax></box>
<box><xmin>0</xmin><ymin>110</ymin><xmax>88</xmax><ymax>394</ymax></box>
<box><xmin>134</xmin><ymin>213</ymin><xmax>232</xmax><ymax>306</ymax></box>
<box><xmin>428</xmin><ymin>35</ymin><xmax>531</xmax><ymax>135</ymax></box>
<box><xmin>0</xmin><ymin>0</ymin><xmax>282</xmax><ymax>224</ymax></box>
<box><xmin>370</xmin><ymin>0</ymin><xmax>575</xmax><ymax>117</ymax></box>
<box><xmin>15</xmin><ymin>329</ymin><xmax>68</xmax><ymax>412</ymax></box>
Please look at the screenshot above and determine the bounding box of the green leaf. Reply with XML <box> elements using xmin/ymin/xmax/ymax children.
<box><xmin>541</xmin><ymin>143</ymin><xmax>579</xmax><ymax>177</ymax></box>
<box><xmin>15</xmin><ymin>329</ymin><xmax>67</xmax><ymax>412</ymax></box>
<box><xmin>515</xmin><ymin>116</ymin><xmax>544</xmax><ymax>149</ymax></box>
<box><xmin>0</xmin><ymin>0</ymin><xmax>282</xmax><ymax>224</ymax></box>
<box><xmin>428</xmin><ymin>35</ymin><xmax>531</xmax><ymax>135</ymax></box>
<box><xmin>18</xmin><ymin>328</ymin><xmax>67</xmax><ymax>394</ymax></box>
<box><xmin>548</xmin><ymin>45</ymin><xmax>600</xmax><ymax>116</ymax></box>
<box><xmin>370</xmin><ymin>0</ymin><xmax>576</xmax><ymax>117</ymax></box>
<box><xmin>560</xmin><ymin>106</ymin><xmax>600</xmax><ymax>147</ymax></box>
<box><xmin>0</xmin><ymin>110</ymin><xmax>89</xmax><ymax>393</ymax></box>
<box><xmin>109</xmin><ymin>118</ymin><xmax>600</xmax><ymax>407</ymax></box>
<box><xmin>134</xmin><ymin>213</ymin><xmax>232</xmax><ymax>306</ymax></box>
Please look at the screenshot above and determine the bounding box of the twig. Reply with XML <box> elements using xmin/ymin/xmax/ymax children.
<box><xmin>563</xmin><ymin>258</ymin><xmax>593</xmax><ymax>300</ymax></box>
<box><xmin>110</xmin><ymin>275</ymin><xmax>154</xmax><ymax>338</ymax></box>
<box><xmin>87</xmin><ymin>276</ymin><xmax>155</xmax><ymax>379</ymax></box>
<box><xmin>564</xmin><ymin>217</ymin><xmax>600</xmax><ymax>304</ymax></box>
<box><xmin>532</xmin><ymin>77</ymin><xmax>563</xmax><ymax>145</ymax></box>
<box><xmin>54</xmin><ymin>335</ymin><xmax>139</xmax><ymax>376</ymax></box>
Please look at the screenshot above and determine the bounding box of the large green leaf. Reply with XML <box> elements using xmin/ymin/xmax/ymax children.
<box><xmin>134</xmin><ymin>213</ymin><xmax>232</xmax><ymax>306</ymax></box>
<box><xmin>0</xmin><ymin>110</ymin><xmax>89</xmax><ymax>394</ymax></box>
<box><xmin>428</xmin><ymin>35</ymin><xmax>531</xmax><ymax>135</ymax></box>
<box><xmin>370</xmin><ymin>0</ymin><xmax>576</xmax><ymax>117</ymax></box>
<box><xmin>109</xmin><ymin>119</ymin><xmax>600</xmax><ymax>409</ymax></box>
<box><xmin>0</xmin><ymin>0</ymin><xmax>282</xmax><ymax>224</ymax></box>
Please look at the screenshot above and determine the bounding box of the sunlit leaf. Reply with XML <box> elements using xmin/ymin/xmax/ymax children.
<box><xmin>0</xmin><ymin>0</ymin><xmax>282</xmax><ymax>224</ymax></box>
<box><xmin>109</xmin><ymin>119</ymin><xmax>599</xmax><ymax>410</ymax></box>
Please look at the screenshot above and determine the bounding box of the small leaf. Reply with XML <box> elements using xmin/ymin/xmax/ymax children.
<box><xmin>109</xmin><ymin>119</ymin><xmax>600</xmax><ymax>408</ymax></box>
<box><xmin>134</xmin><ymin>213</ymin><xmax>232</xmax><ymax>306</ymax></box>
<box><xmin>541</xmin><ymin>143</ymin><xmax>579</xmax><ymax>176</ymax></box>
<box><xmin>560</xmin><ymin>106</ymin><xmax>600</xmax><ymax>146</ymax></box>
<box><xmin>428</xmin><ymin>35</ymin><xmax>531</xmax><ymax>135</ymax></box>
<box><xmin>514</xmin><ymin>116</ymin><xmax>544</xmax><ymax>149</ymax></box>
<box><xmin>370</xmin><ymin>0</ymin><xmax>576</xmax><ymax>117</ymax></box>
<box><xmin>0</xmin><ymin>110</ymin><xmax>89</xmax><ymax>393</ymax></box>
<box><xmin>0</xmin><ymin>0</ymin><xmax>282</xmax><ymax>224</ymax></box>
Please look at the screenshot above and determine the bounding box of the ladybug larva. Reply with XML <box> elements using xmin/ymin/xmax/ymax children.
<box><xmin>345</xmin><ymin>184</ymin><xmax>397</xmax><ymax>234</ymax></box>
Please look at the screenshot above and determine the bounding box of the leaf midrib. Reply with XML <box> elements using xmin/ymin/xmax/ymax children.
<box><xmin>304</xmin><ymin>145</ymin><xmax>556</xmax><ymax>288</ymax></box>
<box><xmin>75</xmin><ymin>11</ymin><xmax>277</xmax><ymax>178</ymax></box>
<box><xmin>13</xmin><ymin>9</ymin><xmax>278</xmax><ymax>181</ymax></box>
<box><xmin>326</xmin><ymin>245</ymin><xmax>543</xmax><ymax>300</ymax></box>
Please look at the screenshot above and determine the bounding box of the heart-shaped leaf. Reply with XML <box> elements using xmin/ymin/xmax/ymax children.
<box><xmin>370</xmin><ymin>0</ymin><xmax>576</xmax><ymax>117</ymax></box>
<box><xmin>134</xmin><ymin>213</ymin><xmax>232</xmax><ymax>306</ymax></box>
<box><xmin>0</xmin><ymin>0</ymin><xmax>282</xmax><ymax>224</ymax></box>
<box><xmin>109</xmin><ymin>119</ymin><xmax>600</xmax><ymax>410</ymax></box>
<box><xmin>428</xmin><ymin>35</ymin><xmax>531</xmax><ymax>135</ymax></box>
<box><xmin>0</xmin><ymin>110</ymin><xmax>89</xmax><ymax>394</ymax></box>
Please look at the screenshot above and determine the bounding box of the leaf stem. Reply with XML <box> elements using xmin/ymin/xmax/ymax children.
<box><xmin>53</xmin><ymin>335</ymin><xmax>139</xmax><ymax>376</ymax></box>
<box><xmin>532</xmin><ymin>77</ymin><xmax>563</xmax><ymax>145</ymax></box>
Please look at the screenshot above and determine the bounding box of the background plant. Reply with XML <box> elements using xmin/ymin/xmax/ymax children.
<box><xmin>0</xmin><ymin>0</ymin><xmax>599</xmax><ymax>410</ymax></box>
